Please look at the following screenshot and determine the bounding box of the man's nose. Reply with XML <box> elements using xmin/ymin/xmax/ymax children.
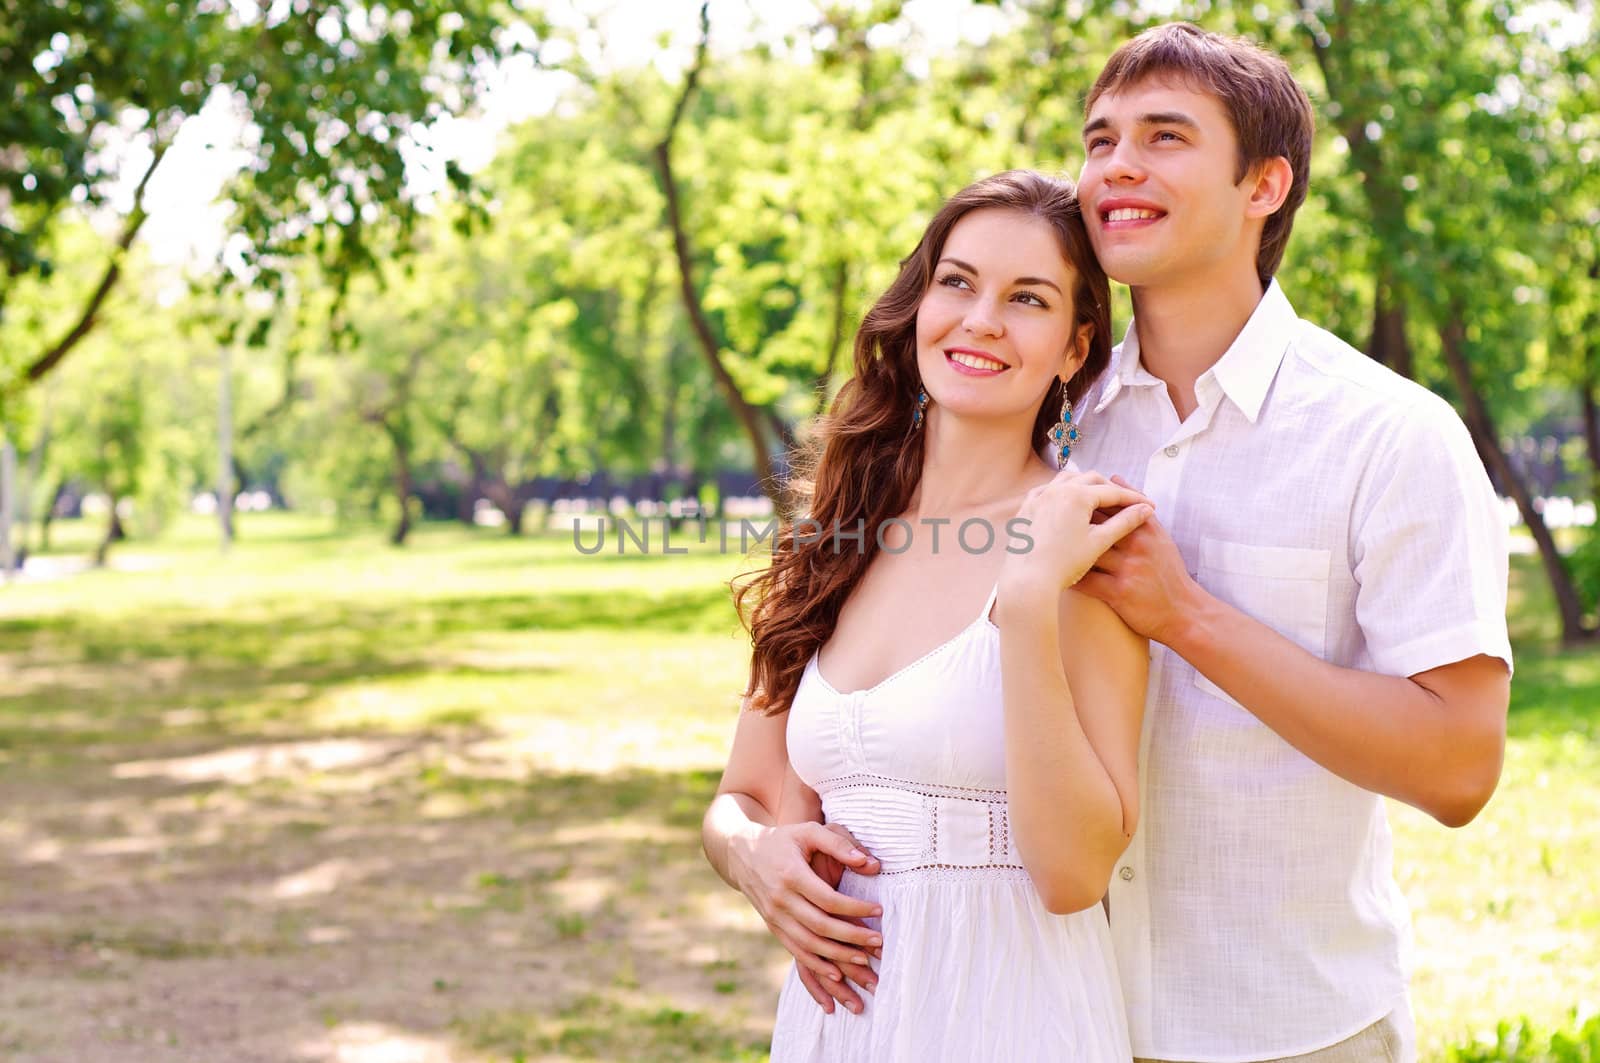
<box><xmin>1101</xmin><ymin>141</ymin><xmax>1145</xmax><ymax>184</ymax></box>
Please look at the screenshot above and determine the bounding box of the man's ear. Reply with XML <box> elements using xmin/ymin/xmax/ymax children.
<box><xmin>1246</xmin><ymin>156</ymin><xmax>1294</xmax><ymax>219</ymax></box>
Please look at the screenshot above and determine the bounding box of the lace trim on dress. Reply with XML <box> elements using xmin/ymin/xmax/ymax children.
<box><xmin>822</xmin><ymin>772</ymin><xmax>1008</xmax><ymax>803</ymax></box>
<box><xmin>822</xmin><ymin>773</ymin><xmax>1022</xmax><ymax>877</ymax></box>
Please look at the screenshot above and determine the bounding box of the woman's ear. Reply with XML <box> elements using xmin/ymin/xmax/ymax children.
<box><xmin>1062</xmin><ymin>323</ymin><xmax>1093</xmax><ymax>382</ymax></box>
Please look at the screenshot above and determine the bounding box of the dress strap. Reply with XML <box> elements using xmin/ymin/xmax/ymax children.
<box><xmin>977</xmin><ymin>580</ymin><xmax>1000</xmax><ymax>626</ymax></box>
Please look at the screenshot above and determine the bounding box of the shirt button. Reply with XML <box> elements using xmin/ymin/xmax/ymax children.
<box><xmin>1119</xmin><ymin>866</ymin><xmax>1135</xmax><ymax>881</ymax></box>
<box><xmin>1163</xmin><ymin>445</ymin><xmax>1179</xmax><ymax>458</ymax></box>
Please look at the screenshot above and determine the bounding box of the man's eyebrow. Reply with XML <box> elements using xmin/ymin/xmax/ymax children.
<box><xmin>1083</xmin><ymin>111</ymin><xmax>1200</xmax><ymax>138</ymax></box>
<box><xmin>1141</xmin><ymin>110</ymin><xmax>1200</xmax><ymax>130</ymax></box>
<box><xmin>937</xmin><ymin>258</ymin><xmax>1062</xmax><ymax>295</ymax></box>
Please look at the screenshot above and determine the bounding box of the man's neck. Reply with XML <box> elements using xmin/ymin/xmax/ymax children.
<box><xmin>1129</xmin><ymin>269</ymin><xmax>1267</xmax><ymax>421</ymax></box>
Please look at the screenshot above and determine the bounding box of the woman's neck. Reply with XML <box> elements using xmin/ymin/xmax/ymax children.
<box><xmin>910</xmin><ymin>406</ymin><xmax>1049</xmax><ymax>517</ymax></box>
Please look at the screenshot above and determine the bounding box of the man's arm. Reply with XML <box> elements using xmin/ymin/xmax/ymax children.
<box><xmin>1077</xmin><ymin>517</ymin><xmax>1509</xmax><ymax>827</ymax></box>
<box><xmin>702</xmin><ymin>699</ymin><xmax>882</xmax><ymax>1013</ymax></box>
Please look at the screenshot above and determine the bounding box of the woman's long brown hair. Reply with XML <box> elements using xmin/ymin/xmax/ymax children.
<box><xmin>732</xmin><ymin>170</ymin><xmax>1112</xmax><ymax>716</ymax></box>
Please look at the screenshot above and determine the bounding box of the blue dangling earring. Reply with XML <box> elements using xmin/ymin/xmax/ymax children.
<box><xmin>911</xmin><ymin>386</ymin><xmax>929</xmax><ymax>430</ymax></box>
<box><xmin>1051</xmin><ymin>385</ymin><xmax>1081</xmax><ymax>469</ymax></box>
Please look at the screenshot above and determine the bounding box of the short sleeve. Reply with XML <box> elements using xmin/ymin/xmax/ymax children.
<box><xmin>1350</xmin><ymin>393</ymin><xmax>1513</xmax><ymax>678</ymax></box>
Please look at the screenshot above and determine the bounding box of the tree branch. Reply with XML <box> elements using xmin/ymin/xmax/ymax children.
<box><xmin>1438</xmin><ymin>307</ymin><xmax>1593</xmax><ymax>642</ymax></box>
<box><xmin>662</xmin><ymin>4</ymin><xmax>711</xmax><ymax>144</ymax></box>
<box><xmin>239</xmin><ymin>346</ymin><xmax>302</xmax><ymax>443</ymax></box>
<box><xmin>25</xmin><ymin>134</ymin><xmax>174</xmax><ymax>383</ymax></box>
<box><xmin>813</xmin><ymin>261</ymin><xmax>850</xmax><ymax>418</ymax></box>
<box><xmin>651</xmin><ymin>2</ymin><xmax>782</xmax><ymax>504</ymax></box>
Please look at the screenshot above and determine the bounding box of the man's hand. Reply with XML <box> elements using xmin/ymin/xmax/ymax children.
<box><xmin>1000</xmin><ymin>470</ymin><xmax>1153</xmax><ymax>598</ymax></box>
<box><xmin>730</xmin><ymin>821</ymin><xmax>882</xmax><ymax>1014</ymax></box>
<box><xmin>1076</xmin><ymin>477</ymin><xmax>1202</xmax><ymax>647</ymax></box>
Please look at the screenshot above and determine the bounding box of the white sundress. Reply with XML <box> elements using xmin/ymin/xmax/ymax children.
<box><xmin>769</xmin><ymin>583</ymin><xmax>1133</xmax><ymax>1062</ymax></box>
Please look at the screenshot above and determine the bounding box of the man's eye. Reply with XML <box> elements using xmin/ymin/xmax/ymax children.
<box><xmin>1155</xmin><ymin>130</ymin><xmax>1182</xmax><ymax>142</ymax></box>
<box><xmin>1088</xmin><ymin>137</ymin><xmax>1112</xmax><ymax>151</ymax></box>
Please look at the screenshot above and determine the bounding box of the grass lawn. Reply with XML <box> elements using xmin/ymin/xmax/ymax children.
<box><xmin>0</xmin><ymin>513</ymin><xmax>1594</xmax><ymax>1061</ymax></box>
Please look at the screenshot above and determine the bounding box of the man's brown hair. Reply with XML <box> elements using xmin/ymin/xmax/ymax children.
<box><xmin>1087</xmin><ymin>22</ymin><xmax>1315</xmax><ymax>286</ymax></box>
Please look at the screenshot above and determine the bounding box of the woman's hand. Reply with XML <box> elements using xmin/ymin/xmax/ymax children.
<box><xmin>1002</xmin><ymin>470</ymin><xmax>1153</xmax><ymax>594</ymax></box>
<box><xmin>730</xmin><ymin>821</ymin><xmax>883</xmax><ymax>1013</ymax></box>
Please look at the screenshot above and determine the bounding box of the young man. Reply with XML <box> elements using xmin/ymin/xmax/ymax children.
<box><xmin>1069</xmin><ymin>22</ymin><xmax>1512</xmax><ymax>1063</ymax></box>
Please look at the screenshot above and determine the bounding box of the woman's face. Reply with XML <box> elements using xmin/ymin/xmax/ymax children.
<box><xmin>914</xmin><ymin>207</ymin><xmax>1087</xmax><ymax>426</ymax></box>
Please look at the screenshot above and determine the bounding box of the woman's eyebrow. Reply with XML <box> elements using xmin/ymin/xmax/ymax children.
<box><xmin>938</xmin><ymin>258</ymin><xmax>1062</xmax><ymax>295</ymax></box>
<box><xmin>1015</xmin><ymin>276</ymin><xmax>1063</xmax><ymax>294</ymax></box>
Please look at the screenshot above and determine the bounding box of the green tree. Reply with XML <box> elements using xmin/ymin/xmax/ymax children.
<box><xmin>0</xmin><ymin>0</ymin><xmax>539</xmax><ymax>401</ymax></box>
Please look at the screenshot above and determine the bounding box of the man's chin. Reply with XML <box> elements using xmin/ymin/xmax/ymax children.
<box><xmin>1096</xmin><ymin>253</ymin><xmax>1167</xmax><ymax>289</ymax></box>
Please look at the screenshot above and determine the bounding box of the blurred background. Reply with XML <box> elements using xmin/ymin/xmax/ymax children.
<box><xmin>0</xmin><ymin>1</ymin><xmax>1596</xmax><ymax>1060</ymax></box>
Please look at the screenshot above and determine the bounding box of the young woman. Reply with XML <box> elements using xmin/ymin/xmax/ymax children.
<box><xmin>701</xmin><ymin>170</ymin><xmax>1150</xmax><ymax>1061</ymax></box>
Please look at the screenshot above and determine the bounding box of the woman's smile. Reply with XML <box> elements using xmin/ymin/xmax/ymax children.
<box><xmin>946</xmin><ymin>347</ymin><xmax>1010</xmax><ymax>375</ymax></box>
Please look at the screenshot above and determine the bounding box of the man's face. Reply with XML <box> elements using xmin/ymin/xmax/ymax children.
<box><xmin>1078</xmin><ymin>79</ymin><xmax>1259</xmax><ymax>290</ymax></box>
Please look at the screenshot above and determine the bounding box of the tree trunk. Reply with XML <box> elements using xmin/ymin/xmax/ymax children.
<box><xmin>813</xmin><ymin>261</ymin><xmax>851</xmax><ymax>418</ymax></box>
<box><xmin>1579</xmin><ymin>283</ymin><xmax>1600</xmax><ymax>502</ymax></box>
<box><xmin>95</xmin><ymin>499</ymin><xmax>126</xmax><ymax>567</ymax></box>
<box><xmin>457</xmin><ymin>470</ymin><xmax>480</xmax><ymax>526</ymax></box>
<box><xmin>504</xmin><ymin>495</ymin><xmax>526</xmax><ymax>535</ymax></box>
<box><xmin>1581</xmin><ymin>378</ymin><xmax>1600</xmax><ymax>504</ymax></box>
<box><xmin>38</xmin><ymin>478</ymin><xmax>66</xmax><ymax>553</ymax></box>
<box><xmin>651</xmin><ymin>3</ymin><xmax>785</xmax><ymax>515</ymax></box>
<box><xmin>454</xmin><ymin>444</ymin><xmax>524</xmax><ymax>536</ymax></box>
<box><xmin>662</xmin><ymin>342</ymin><xmax>680</xmax><ymax>478</ymax></box>
<box><xmin>1367</xmin><ymin>281</ymin><xmax>1413</xmax><ymax>379</ymax></box>
<box><xmin>17</xmin><ymin>385</ymin><xmax>55</xmax><ymax>557</ymax></box>
<box><xmin>218</xmin><ymin>336</ymin><xmax>235</xmax><ymax>550</ymax></box>
<box><xmin>655</xmin><ymin>141</ymin><xmax>779</xmax><ymax>505</ymax></box>
<box><xmin>482</xmin><ymin>478</ymin><xmax>523</xmax><ymax>535</ymax></box>
<box><xmin>383</xmin><ymin>419</ymin><xmax>414</xmax><ymax>546</ymax></box>
<box><xmin>1439</xmin><ymin>312</ymin><xmax>1596</xmax><ymax>644</ymax></box>
<box><xmin>1299</xmin><ymin>3</ymin><xmax>1415</xmax><ymax>382</ymax></box>
<box><xmin>1</xmin><ymin>440</ymin><xmax>15</xmax><ymax>578</ymax></box>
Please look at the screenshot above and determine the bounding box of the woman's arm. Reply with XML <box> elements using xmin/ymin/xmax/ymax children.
<box><xmin>995</xmin><ymin>470</ymin><xmax>1153</xmax><ymax>913</ymax></box>
<box><xmin>774</xmin><ymin>759</ymin><xmax>822</xmax><ymax>823</ymax></box>
<box><xmin>701</xmin><ymin>699</ymin><xmax>882</xmax><ymax>1012</ymax></box>
<box><xmin>996</xmin><ymin>585</ymin><xmax>1146</xmax><ymax>913</ymax></box>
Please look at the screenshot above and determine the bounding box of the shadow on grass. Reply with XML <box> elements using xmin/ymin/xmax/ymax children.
<box><xmin>0</xmin><ymin>582</ymin><xmax>742</xmax><ymax>756</ymax></box>
<box><xmin>0</xmin><ymin>585</ymin><xmax>738</xmax><ymax>657</ymax></box>
<box><xmin>1</xmin><ymin>733</ymin><xmax>777</xmax><ymax>1060</ymax></box>
<box><xmin>1</xmin><ymin>555</ymin><xmax>783</xmax><ymax>1059</ymax></box>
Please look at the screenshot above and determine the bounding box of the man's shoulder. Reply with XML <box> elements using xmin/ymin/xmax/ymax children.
<box><xmin>1281</xmin><ymin>316</ymin><xmax>1457</xmax><ymax>427</ymax></box>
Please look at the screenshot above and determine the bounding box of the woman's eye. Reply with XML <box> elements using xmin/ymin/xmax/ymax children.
<box><xmin>938</xmin><ymin>274</ymin><xmax>972</xmax><ymax>290</ymax></box>
<box><xmin>1015</xmin><ymin>292</ymin><xmax>1048</xmax><ymax>308</ymax></box>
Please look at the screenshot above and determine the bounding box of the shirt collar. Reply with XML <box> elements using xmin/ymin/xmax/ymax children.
<box><xmin>1092</xmin><ymin>279</ymin><xmax>1299</xmax><ymax>424</ymax></box>
<box><xmin>1091</xmin><ymin>317</ymin><xmax>1164</xmax><ymax>415</ymax></box>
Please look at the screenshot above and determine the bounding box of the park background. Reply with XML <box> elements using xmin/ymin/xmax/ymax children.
<box><xmin>2</xmin><ymin>0</ymin><xmax>1598</xmax><ymax>1060</ymax></box>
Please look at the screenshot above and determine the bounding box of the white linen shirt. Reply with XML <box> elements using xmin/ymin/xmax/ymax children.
<box><xmin>1073</xmin><ymin>281</ymin><xmax>1513</xmax><ymax>1062</ymax></box>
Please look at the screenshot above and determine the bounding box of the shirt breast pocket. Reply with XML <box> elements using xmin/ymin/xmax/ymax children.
<box><xmin>1193</xmin><ymin>538</ymin><xmax>1331</xmax><ymax>707</ymax></box>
